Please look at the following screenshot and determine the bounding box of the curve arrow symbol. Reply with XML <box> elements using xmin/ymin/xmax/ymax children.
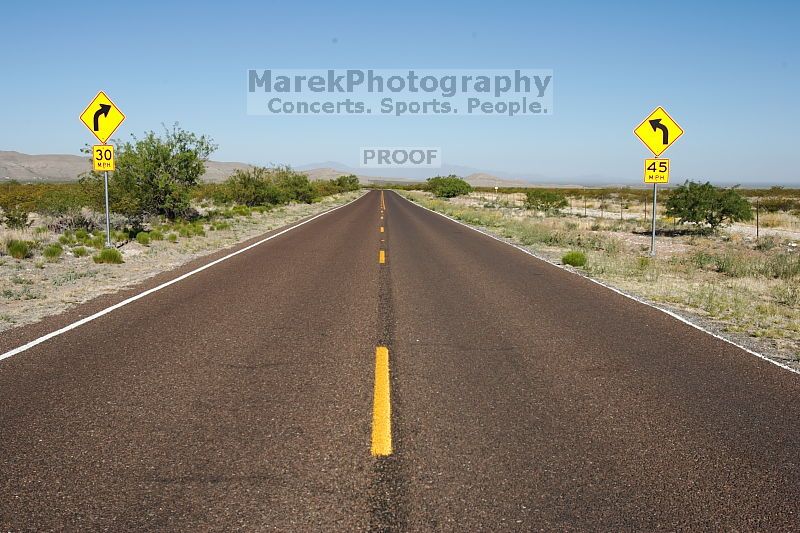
<box><xmin>93</xmin><ymin>104</ymin><xmax>111</xmax><ymax>131</ymax></box>
<box><xmin>649</xmin><ymin>118</ymin><xmax>669</xmax><ymax>145</ymax></box>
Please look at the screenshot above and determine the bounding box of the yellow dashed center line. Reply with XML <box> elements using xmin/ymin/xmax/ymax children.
<box><xmin>379</xmin><ymin>250</ymin><xmax>386</xmax><ymax>264</ymax></box>
<box><xmin>371</xmin><ymin>346</ymin><xmax>392</xmax><ymax>456</ymax></box>
<box><xmin>380</xmin><ymin>226</ymin><xmax>384</xmax><ymax>233</ymax></box>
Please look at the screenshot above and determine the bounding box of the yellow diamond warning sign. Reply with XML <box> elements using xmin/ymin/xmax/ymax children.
<box><xmin>79</xmin><ymin>91</ymin><xmax>125</xmax><ymax>144</ymax></box>
<box><xmin>634</xmin><ymin>107</ymin><xmax>684</xmax><ymax>157</ymax></box>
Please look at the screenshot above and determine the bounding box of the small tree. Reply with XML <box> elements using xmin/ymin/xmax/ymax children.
<box><xmin>524</xmin><ymin>189</ymin><xmax>568</xmax><ymax>214</ymax></box>
<box><xmin>272</xmin><ymin>166</ymin><xmax>315</xmax><ymax>203</ymax></box>
<box><xmin>426</xmin><ymin>175</ymin><xmax>472</xmax><ymax>198</ymax></box>
<box><xmin>665</xmin><ymin>180</ymin><xmax>752</xmax><ymax>231</ymax></box>
<box><xmin>80</xmin><ymin>124</ymin><xmax>216</xmax><ymax>221</ymax></box>
<box><xmin>333</xmin><ymin>174</ymin><xmax>360</xmax><ymax>191</ymax></box>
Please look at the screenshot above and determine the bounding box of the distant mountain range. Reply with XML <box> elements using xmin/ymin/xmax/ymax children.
<box><xmin>3</xmin><ymin>150</ymin><xmax>788</xmax><ymax>188</ymax></box>
<box><xmin>0</xmin><ymin>151</ymin><xmax>560</xmax><ymax>188</ymax></box>
<box><xmin>0</xmin><ymin>151</ymin><xmax>255</xmax><ymax>184</ymax></box>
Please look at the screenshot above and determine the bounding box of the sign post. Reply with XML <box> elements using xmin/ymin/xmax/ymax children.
<box><xmin>79</xmin><ymin>92</ymin><xmax>125</xmax><ymax>248</ymax></box>
<box><xmin>634</xmin><ymin>107</ymin><xmax>683</xmax><ymax>256</ymax></box>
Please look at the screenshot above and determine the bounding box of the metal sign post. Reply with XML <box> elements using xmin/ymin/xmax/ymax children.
<box><xmin>650</xmin><ymin>182</ymin><xmax>657</xmax><ymax>256</ymax></box>
<box><xmin>103</xmin><ymin>171</ymin><xmax>112</xmax><ymax>247</ymax></box>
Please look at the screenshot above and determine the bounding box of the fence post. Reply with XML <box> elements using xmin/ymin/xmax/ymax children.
<box><xmin>756</xmin><ymin>197</ymin><xmax>760</xmax><ymax>241</ymax></box>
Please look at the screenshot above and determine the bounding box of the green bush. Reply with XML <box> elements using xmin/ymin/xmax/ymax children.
<box><xmin>6</xmin><ymin>239</ymin><xmax>32</xmax><ymax>259</ymax></box>
<box><xmin>43</xmin><ymin>243</ymin><xmax>63</xmax><ymax>262</ymax></box>
<box><xmin>562</xmin><ymin>250</ymin><xmax>587</xmax><ymax>267</ymax></box>
<box><xmin>79</xmin><ymin>125</ymin><xmax>217</xmax><ymax>221</ymax></box>
<box><xmin>90</xmin><ymin>236</ymin><xmax>105</xmax><ymax>249</ymax></box>
<box><xmin>221</xmin><ymin>167</ymin><xmax>289</xmax><ymax>207</ymax></box>
<box><xmin>93</xmin><ymin>248</ymin><xmax>124</xmax><ymax>264</ymax></box>
<box><xmin>167</xmin><ymin>233</ymin><xmax>178</xmax><ymax>243</ymax></box>
<box><xmin>232</xmin><ymin>205</ymin><xmax>252</xmax><ymax>217</ymax></box>
<box><xmin>72</xmin><ymin>246</ymin><xmax>88</xmax><ymax>257</ymax></box>
<box><xmin>149</xmin><ymin>229</ymin><xmax>164</xmax><ymax>241</ymax></box>
<box><xmin>426</xmin><ymin>175</ymin><xmax>472</xmax><ymax>198</ymax></box>
<box><xmin>666</xmin><ymin>181</ymin><xmax>753</xmax><ymax>230</ymax></box>
<box><xmin>219</xmin><ymin>165</ymin><xmax>318</xmax><ymax>207</ymax></box>
<box><xmin>525</xmin><ymin>189</ymin><xmax>568</xmax><ymax>214</ymax></box>
<box><xmin>136</xmin><ymin>231</ymin><xmax>151</xmax><ymax>246</ymax></box>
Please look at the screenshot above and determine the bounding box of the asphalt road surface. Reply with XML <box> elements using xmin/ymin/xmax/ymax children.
<box><xmin>1</xmin><ymin>190</ymin><xmax>798</xmax><ymax>531</ymax></box>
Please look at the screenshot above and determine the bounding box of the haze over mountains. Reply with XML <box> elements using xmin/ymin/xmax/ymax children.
<box><xmin>0</xmin><ymin>151</ymin><xmax>603</xmax><ymax>188</ymax></box>
<box><xmin>3</xmin><ymin>150</ymin><xmax>787</xmax><ymax>188</ymax></box>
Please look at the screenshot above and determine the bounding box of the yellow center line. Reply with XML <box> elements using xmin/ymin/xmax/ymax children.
<box><xmin>371</xmin><ymin>346</ymin><xmax>392</xmax><ymax>456</ymax></box>
<box><xmin>380</xmin><ymin>226</ymin><xmax>384</xmax><ymax>233</ymax></box>
<box><xmin>379</xmin><ymin>250</ymin><xmax>386</xmax><ymax>264</ymax></box>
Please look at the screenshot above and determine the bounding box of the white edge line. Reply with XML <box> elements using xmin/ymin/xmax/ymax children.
<box><xmin>398</xmin><ymin>193</ymin><xmax>800</xmax><ymax>377</ymax></box>
<box><xmin>0</xmin><ymin>194</ymin><xmax>366</xmax><ymax>363</ymax></box>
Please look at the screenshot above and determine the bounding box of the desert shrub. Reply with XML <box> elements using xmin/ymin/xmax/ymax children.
<box><xmin>772</xmin><ymin>282</ymin><xmax>800</xmax><ymax>306</ymax></box>
<box><xmin>136</xmin><ymin>232</ymin><xmax>151</xmax><ymax>245</ymax></box>
<box><xmin>232</xmin><ymin>205</ymin><xmax>252</xmax><ymax>217</ymax></box>
<box><xmin>758</xmin><ymin>197</ymin><xmax>798</xmax><ymax>213</ymax></box>
<box><xmin>666</xmin><ymin>181</ymin><xmax>752</xmax><ymax>230</ymax></box>
<box><xmin>221</xmin><ymin>167</ymin><xmax>288</xmax><ymax>206</ymax></box>
<box><xmin>0</xmin><ymin>203</ymin><xmax>31</xmax><ymax>229</ymax></box>
<box><xmin>79</xmin><ymin>125</ymin><xmax>216</xmax><ymax>221</ymax></box>
<box><xmin>167</xmin><ymin>233</ymin><xmax>177</xmax><ymax>242</ymax></box>
<box><xmin>72</xmin><ymin>246</ymin><xmax>88</xmax><ymax>257</ymax></box>
<box><xmin>426</xmin><ymin>175</ymin><xmax>472</xmax><ymax>198</ymax></box>
<box><xmin>6</xmin><ymin>239</ymin><xmax>32</xmax><ymax>259</ymax></box>
<box><xmin>36</xmin><ymin>187</ymin><xmax>86</xmax><ymax>217</ymax></box>
<box><xmin>149</xmin><ymin>229</ymin><xmax>164</xmax><ymax>241</ymax></box>
<box><xmin>43</xmin><ymin>243</ymin><xmax>63</xmax><ymax>261</ymax></box>
<box><xmin>525</xmin><ymin>189</ymin><xmax>568</xmax><ymax>214</ymax></box>
<box><xmin>768</xmin><ymin>254</ymin><xmax>800</xmax><ymax>279</ymax></box>
<box><xmin>93</xmin><ymin>248</ymin><xmax>124</xmax><ymax>264</ymax></box>
<box><xmin>90</xmin><ymin>236</ymin><xmax>106</xmax><ymax>249</ymax></box>
<box><xmin>333</xmin><ymin>174</ymin><xmax>360</xmax><ymax>191</ymax></box>
<box><xmin>274</xmin><ymin>167</ymin><xmax>315</xmax><ymax>203</ymax></box>
<box><xmin>755</xmin><ymin>236</ymin><xmax>778</xmax><ymax>251</ymax></box>
<box><xmin>562</xmin><ymin>250</ymin><xmax>587</xmax><ymax>267</ymax></box>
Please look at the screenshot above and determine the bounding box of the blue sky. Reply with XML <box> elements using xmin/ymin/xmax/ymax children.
<box><xmin>0</xmin><ymin>0</ymin><xmax>797</xmax><ymax>185</ymax></box>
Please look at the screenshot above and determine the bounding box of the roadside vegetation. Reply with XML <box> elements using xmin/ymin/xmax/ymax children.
<box><xmin>425</xmin><ymin>175</ymin><xmax>472</xmax><ymax>198</ymax></box>
<box><xmin>401</xmin><ymin>181</ymin><xmax>800</xmax><ymax>367</ymax></box>
<box><xmin>1</xmin><ymin>125</ymin><xmax>362</xmax><ymax>267</ymax></box>
<box><xmin>0</xmin><ymin>126</ymin><xmax>364</xmax><ymax>331</ymax></box>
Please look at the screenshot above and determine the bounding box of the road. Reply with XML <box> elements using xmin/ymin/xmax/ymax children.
<box><xmin>1</xmin><ymin>190</ymin><xmax>799</xmax><ymax>531</ymax></box>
